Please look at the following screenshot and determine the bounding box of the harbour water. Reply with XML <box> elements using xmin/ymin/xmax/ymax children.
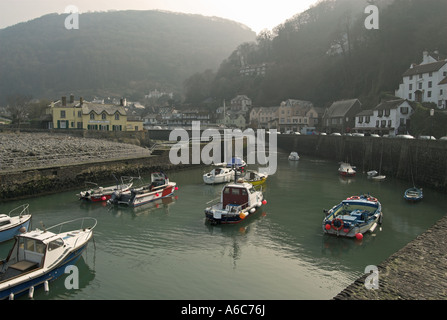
<box><xmin>1</xmin><ymin>151</ymin><xmax>446</xmax><ymax>300</ymax></box>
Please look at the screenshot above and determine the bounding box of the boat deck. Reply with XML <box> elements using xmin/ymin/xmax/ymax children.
<box><xmin>0</xmin><ymin>260</ymin><xmax>39</xmax><ymax>282</ymax></box>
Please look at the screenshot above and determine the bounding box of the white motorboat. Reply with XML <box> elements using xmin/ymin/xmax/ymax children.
<box><xmin>204</xmin><ymin>181</ymin><xmax>266</xmax><ymax>224</ymax></box>
<box><xmin>338</xmin><ymin>162</ymin><xmax>356</xmax><ymax>177</ymax></box>
<box><xmin>288</xmin><ymin>152</ymin><xmax>300</xmax><ymax>161</ymax></box>
<box><xmin>0</xmin><ymin>217</ymin><xmax>97</xmax><ymax>300</ymax></box>
<box><xmin>203</xmin><ymin>167</ymin><xmax>235</xmax><ymax>185</ymax></box>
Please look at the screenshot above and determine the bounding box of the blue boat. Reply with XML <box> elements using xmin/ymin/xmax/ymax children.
<box><xmin>0</xmin><ymin>217</ymin><xmax>97</xmax><ymax>300</ymax></box>
<box><xmin>0</xmin><ymin>204</ymin><xmax>32</xmax><ymax>243</ymax></box>
<box><xmin>404</xmin><ymin>187</ymin><xmax>423</xmax><ymax>202</ymax></box>
<box><xmin>323</xmin><ymin>194</ymin><xmax>383</xmax><ymax>238</ymax></box>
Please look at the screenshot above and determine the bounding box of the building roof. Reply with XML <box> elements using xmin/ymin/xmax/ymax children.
<box><xmin>373</xmin><ymin>99</ymin><xmax>408</xmax><ymax>110</ymax></box>
<box><xmin>325</xmin><ymin>99</ymin><xmax>360</xmax><ymax>118</ymax></box>
<box><xmin>356</xmin><ymin>109</ymin><xmax>374</xmax><ymax>116</ymax></box>
<box><xmin>81</xmin><ymin>103</ymin><xmax>127</xmax><ymax>115</ymax></box>
<box><xmin>402</xmin><ymin>60</ymin><xmax>447</xmax><ymax>77</ymax></box>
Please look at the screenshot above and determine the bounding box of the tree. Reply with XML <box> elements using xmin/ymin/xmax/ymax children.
<box><xmin>6</xmin><ymin>94</ymin><xmax>31</xmax><ymax>128</ymax></box>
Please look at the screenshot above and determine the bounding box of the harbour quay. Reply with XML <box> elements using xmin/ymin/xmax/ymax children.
<box><xmin>334</xmin><ymin>214</ymin><xmax>447</xmax><ymax>300</ymax></box>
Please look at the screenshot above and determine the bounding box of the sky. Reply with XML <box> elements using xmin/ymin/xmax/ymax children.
<box><xmin>0</xmin><ymin>0</ymin><xmax>319</xmax><ymax>33</ymax></box>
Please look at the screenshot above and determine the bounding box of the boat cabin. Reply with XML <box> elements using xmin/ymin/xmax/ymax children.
<box><xmin>222</xmin><ymin>183</ymin><xmax>255</xmax><ymax>209</ymax></box>
<box><xmin>149</xmin><ymin>172</ymin><xmax>169</xmax><ymax>189</ymax></box>
<box><xmin>0</xmin><ymin>215</ymin><xmax>12</xmax><ymax>228</ymax></box>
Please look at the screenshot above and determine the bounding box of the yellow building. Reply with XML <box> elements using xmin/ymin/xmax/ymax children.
<box><xmin>48</xmin><ymin>95</ymin><xmax>142</xmax><ymax>131</ymax></box>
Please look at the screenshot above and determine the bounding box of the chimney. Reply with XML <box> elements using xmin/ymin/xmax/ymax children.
<box><xmin>80</xmin><ymin>97</ymin><xmax>84</xmax><ymax>106</ymax></box>
<box><xmin>62</xmin><ymin>96</ymin><xmax>66</xmax><ymax>106</ymax></box>
<box><xmin>70</xmin><ymin>94</ymin><xmax>74</xmax><ymax>104</ymax></box>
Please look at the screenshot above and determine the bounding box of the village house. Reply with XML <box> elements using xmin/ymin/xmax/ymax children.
<box><xmin>47</xmin><ymin>95</ymin><xmax>143</xmax><ymax>131</ymax></box>
<box><xmin>395</xmin><ymin>51</ymin><xmax>447</xmax><ymax>109</ymax></box>
<box><xmin>322</xmin><ymin>99</ymin><xmax>362</xmax><ymax>133</ymax></box>
<box><xmin>354</xmin><ymin>99</ymin><xmax>415</xmax><ymax>136</ymax></box>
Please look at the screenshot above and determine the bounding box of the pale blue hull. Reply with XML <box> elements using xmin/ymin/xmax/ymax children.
<box><xmin>0</xmin><ymin>219</ymin><xmax>31</xmax><ymax>243</ymax></box>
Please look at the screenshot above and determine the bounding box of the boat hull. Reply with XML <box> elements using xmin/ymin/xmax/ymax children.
<box><xmin>404</xmin><ymin>188</ymin><xmax>423</xmax><ymax>202</ymax></box>
<box><xmin>203</xmin><ymin>174</ymin><xmax>233</xmax><ymax>185</ymax></box>
<box><xmin>0</xmin><ymin>216</ymin><xmax>31</xmax><ymax>243</ymax></box>
<box><xmin>0</xmin><ymin>240</ymin><xmax>90</xmax><ymax>300</ymax></box>
<box><xmin>204</xmin><ymin>206</ymin><xmax>261</xmax><ymax>225</ymax></box>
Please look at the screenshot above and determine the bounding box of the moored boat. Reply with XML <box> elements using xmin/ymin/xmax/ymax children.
<box><xmin>338</xmin><ymin>162</ymin><xmax>356</xmax><ymax>177</ymax></box>
<box><xmin>226</xmin><ymin>157</ymin><xmax>246</xmax><ymax>169</ymax></box>
<box><xmin>78</xmin><ymin>176</ymin><xmax>133</xmax><ymax>202</ymax></box>
<box><xmin>0</xmin><ymin>204</ymin><xmax>32</xmax><ymax>243</ymax></box>
<box><xmin>204</xmin><ymin>182</ymin><xmax>266</xmax><ymax>225</ymax></box>
<box><xmin>288</xmin><ymin>152</ymin><xmax>300</xmax><ymax>161</ymax></box>
<box><xmin>108</xmin><ymin>172</ymin><xmax>177</xmax><ymax>207</ymax></box>
<box><xmin>242</xmin><ymin>170</ymin><xmax>268</xmax><ymax>186</ymax></box>
<box><xmin>404</xmin><ymin>187</ymin><xmax>423</xmax><ymax>202</ymax></box>
<box><xmin>322</xmin><ymin>194</ymin><xmax>383</xmax><ymax>239</ymax></box>
<box><xmin>203</xmin><ymin>167</ymin><xmax>234</xmax><ymax>185</ymax></box>
<box><xmin>0</xmin><ymin>217</ymin><xmax>97</xmax><ymax>300</ymax></box>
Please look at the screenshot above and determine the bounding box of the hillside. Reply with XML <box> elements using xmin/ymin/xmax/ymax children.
<box><xmin>184</xmin><ymin>0</ymin><xmax>447</xmax><ymax>109</ymax></box>
<box><xmin>0</xmin><ymin>10</ymin><xmax>256</xmax><ymax>103</ymax></box>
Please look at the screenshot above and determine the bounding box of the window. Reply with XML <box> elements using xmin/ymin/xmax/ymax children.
<box><xmin>429</xmin><ymin>72</ymin><xmax>433</xmax><ymax>77</ymax></box>
<box><xmin>381</xmin><ymin>120</ymin><xmax>386</xmax><ymax>127</ymax></box>
<box><xmin>401</xmin><ymin>107</ymin><xmax>409</xmax><ymax>114</ymax></box>
<box><xmin>365</xmin><ymin>116</ymin><xmax>370</xmax><ymax>123</ymax></box>
<box><xmin>387</xmin><ymin>120</ymin><xmax>392</xmax><ymax>127</ymax></box>
<box><xmin>441</xmin><ymin>89</ymin><xmax>444</xmax><ymax>96</ymax></box>
<box><xmin>77</xmin><ymin>111</ymin><xmax>82</xmax><ymax>117</ymax></box>
<box><xmin>115</xmin><ymin>113</ymin><xmax>120</xmax><ymax>120</ymax></box>
<box><xmin>102</xmin><ymin>113</ymin><xmax>107</xmax><ymax>120</ymax></box>
<box><xmin>418</xmin><ymin>82</ymin><xmax>422</xmax><ymax>89</ymax></box>
<box><xmin>400</xmin><ymin>118</ymin><xmax>406</xmax><ymax>126</ymax></box>
<box><xmin>90</xmin><ymin>113</ymin><xmax>95</xmax><ymax>120</ymax></box>
<box><xmin>48</xmin><ymin>238</ymin><xmax>64</xmax><ymax>251</ymax></box>
<box><xmin>409</xmin><ymin>93</ymin><xmax>412</xmax><ymax>99</ymax></box>
<box><xmin>428</xmin><ymin>81</ymin><xmax>432</xmax><ymax>88</ymax></box>
<box><xmin>419</xmin><ymin>74</ymin><xmax>423</xmax><ymax>79</ymax></box>
<box><xmin>376</xmin><ymin>120</ymin><xmax>379</xmax><ymax>127</ymax></box>
<box><xmin>428</xmin><ymin>91</ymin><xmax>432</xmax><ymax>98</ymax></box>
<box><xmin>384</xmin><ymin>109</ymin><xmax>390</xmax><ymax>117</ymax></box>
<box><xmin>409</xmin><ymin>84</ymin><xmax>412</xmax><ymax>90</ymax></box>
<box><xmin>358</xmin><ymin>116</ymin><xmax>363</xmax><ymax>123</ymax></box>
<box><xmin>231</xmin><ymin>188</ymin><xmax>240</xmax><ymax>195</ymax></box>
<box><xmin>378</xmin><ymin>110</ymin><xmax>383</xmax><ymax>117</ymax></box>
<box><xmin>60</xmin><ymin>110</ymin><xmax>66</xmax><ymax>118</ymax></box>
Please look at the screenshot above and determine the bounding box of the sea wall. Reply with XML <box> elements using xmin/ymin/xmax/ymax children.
<box><xmin>277</xmin><ymin>135</ymin><xmax>447</xmax><ymax>193</ymax></box>
<box><xmin>0</xmin><ymin>150</ymin><xmax>193</xmax><ymax>201</ymax></box>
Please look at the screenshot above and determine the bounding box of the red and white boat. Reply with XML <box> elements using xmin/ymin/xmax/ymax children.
<box><xmin>78</xmin><ymin>177</ymin><xmax>133</xmax><ymax>202</ymax></box>
<box><xmin>107</xmin><ymin>172</ymin><xmax>177</xmax><ymax>207</ymax></box>
<box><xmin>338</xmin><ymin>162</ymin><xmax>356</xmax><ymax>177</ymax></box>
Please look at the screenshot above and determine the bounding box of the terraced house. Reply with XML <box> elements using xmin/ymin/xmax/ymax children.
<box><xmin>47</xmin><ymin>95</ymin><xmax>142</xmax><ymax>131</ymax></box>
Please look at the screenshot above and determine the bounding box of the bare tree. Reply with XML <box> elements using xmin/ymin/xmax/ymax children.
<box><xmin>6</xmin><ymin>94</ymin><xmax>31</xmax><ymax>129</ymax></box>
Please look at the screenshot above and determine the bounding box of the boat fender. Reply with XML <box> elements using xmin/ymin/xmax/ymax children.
<box><xmin>250</xmin><ymin>208</ymin><xmax>256</xmax><ymax>214</ymax></box>
<box><xmin>331</xmin><ymin>218</ymin><xmax>344</xmax><ymax>231</ymax></box>
<box><xmin>44</xmin><ymin>280</ymin><xmax>49</xmax><ymax>293</ymax></box>
<box><xmin>9</xmin><ymin>293</ymin><xmax>14</xmax><ymax>300</ymax></box>
<box><xmin>262</xmin><ymin>199</ymin><xmax>267</xmax><ymax>205</ymax></box>
<box><xmin>19</xmin><ymin>226</ymin><xmax>27</xmax><ymax>233</ymax></box>
<box><xmin>256</xmin><ymin>202</ymin><xmax>262</xmax><ymax>207</ymax></box>
<box><xmin>29</xmin><ymin>286</ymin><xmax>34</xmax><ymax>299</ymax></box>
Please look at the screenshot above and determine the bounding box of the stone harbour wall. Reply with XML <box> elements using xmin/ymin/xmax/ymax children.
<box><xmin>277</xmin><ymin>135</ymin><xmax>447</xmax><ymax>193</ymax></box>
<box><xmin>334</xmin><ymin>215</ymin><xmax>447</xmax><ymax>300</ymax></box>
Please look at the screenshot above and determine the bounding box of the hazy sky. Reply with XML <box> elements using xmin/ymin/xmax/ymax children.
<box><xmin>0</xmin><ymin>0</ymin><xmax>319</xmax><ymax>33</ymax></box>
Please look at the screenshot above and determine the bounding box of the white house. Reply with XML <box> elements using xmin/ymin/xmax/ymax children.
<box><xmin>354</xmin><ymin>99</ymin><xmax>415</xmax><ymax>136</ymax></box>
<box><xmin>395</xmin><ymin>51</ymin><xmax>447</xmax><ymax>109</ymax></box>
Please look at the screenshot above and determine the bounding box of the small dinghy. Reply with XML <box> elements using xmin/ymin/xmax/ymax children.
<box><xmin>404</xmin><ymin>187</ymin><xmax>423</xmax><ymax>202</ymax></box>
<box><xmin>0</xmin><ymin>204</ymin><xmax>32</xmax><ymax>243</ymax></box>
<box><xmin>323</xmin><ymin>194</ymin><xmax>383</xmax><ymax>239</ymax></box>
<box><xmin>288</xmin><ymin>152</ymin><xmax>300</xmax><ymax>161</ymax></box>
<box><xmin>338</xmin><ymin>162</ymin><xmax>356</xmax><ymax>177</ymax></box>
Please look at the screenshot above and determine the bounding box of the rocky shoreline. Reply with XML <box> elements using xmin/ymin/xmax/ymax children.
<box><xmin>0</xmin><ymin>132</ymin><xmax>150</xmax><ymax>172</ymax></box>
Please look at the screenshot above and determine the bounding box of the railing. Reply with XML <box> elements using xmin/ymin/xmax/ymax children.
<box><xmin>8</xmin><ymin>204</ymin><xmax>30</xmax><ymax>218</ymax></box>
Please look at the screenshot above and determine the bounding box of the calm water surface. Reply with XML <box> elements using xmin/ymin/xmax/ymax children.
<box><xmin>1</xmin><ymin>152</ymin><xmax>446</xmax><ymax>300</ymax></box>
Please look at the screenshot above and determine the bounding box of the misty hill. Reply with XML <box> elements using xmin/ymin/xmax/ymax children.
<box><xmin>0</xmin><ymin>10</ymin><xmax>256</xmax><ymax>103</ymax></box>
<box><xmin>184</xmin><ymin>0</ymin><xmax>447</xmax><ymax>109</ymax></box>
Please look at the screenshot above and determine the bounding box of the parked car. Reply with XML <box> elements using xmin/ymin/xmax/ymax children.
<box><xmin>419</xmin><ymin>135</ymin><xmax>436</xmax><ymax>140</ymax></box>
<box><xmin>352</xmin><ymin>133</ymin><xmax>364</xmax><ymax>137</ymax></box>
<box><xmin>370</xmin><ymin>134</ymin><xmax>380</xmax><ymax>138</ymax></box>
<box><xmin>330</xmin><ymin>132</ymin><xmax>341</xmax><ymax>136</ymax></box>
<box><xmin>396</xmin><ymin>134</ymin><xmax>415</xmax><ymax>139</ymax></box>
<box><xmin>439</xmin><ymin>136</ymin><xmax>447</xmax><ymax>141</ymax></box>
